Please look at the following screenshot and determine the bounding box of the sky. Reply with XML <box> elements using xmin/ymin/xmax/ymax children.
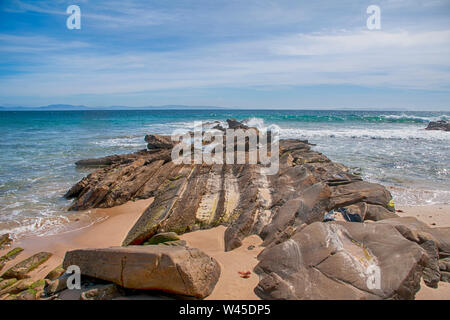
<box><xmin>0</xmin><ymin>0</ymin><xmax>450</xmax><ymax>110</ymax></box>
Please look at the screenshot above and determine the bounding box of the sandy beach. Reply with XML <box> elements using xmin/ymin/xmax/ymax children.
<box><xmin>1</xmin><ymin>200</ymin><xmax>449</xmax><ymax>300</ymax></box>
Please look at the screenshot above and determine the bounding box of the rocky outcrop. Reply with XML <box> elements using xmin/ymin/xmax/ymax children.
<box><xmin>66</xmin><ymin>120</ymin><xmax>395</xmax><ymax>252</ymax></box>
<box><xmin>62</xmin><ymin>245</ymin><xmax>220</xmax><ymax>298</ymax></box>
<box><xmin>1</xmin><ymin>252</ymin><xmax>52</xmax><ymax>279</ymax></box>
<box><xmin>425</xmin><ymin>120</ymin><xmax>449</xmax><ymax>131</ymax></box>
<box><xmin>63</xmin><ymin>119</ymin><xmax>448</xmax><ymax>300</ymax></box>
<box><xmin>254</xmin><ymin>221</ymin><xmax>428</xmax><ymax>300</ymax></box>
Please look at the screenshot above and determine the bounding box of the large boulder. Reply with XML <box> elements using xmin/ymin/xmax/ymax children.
<box><xmin>0</xmin><ymin>234</ymin><xmax>12</xmax><ymax>249</ymax></box>
<box><xmin>376</xmin><ymin>217</ymin><xmax>450</xmax><ymax>254</ymax></box>
<box><xmin>145</xmin><ymin>134</ymin><xmax>174</xmax><ymax>150</ymax></box>
<box><xmin>425</xmin><ymin>120</ymin><xmax>449</xmax><ymax>131</ymax></box>
<box><xmin>62</xmin><ymin>245</ymin><xmax>220</xmax><ymax>299</ymax></box>
<box><xmin>254</xmin><ymin>221</ymin><xmax>428</xmax><ymax>300</ymax></box>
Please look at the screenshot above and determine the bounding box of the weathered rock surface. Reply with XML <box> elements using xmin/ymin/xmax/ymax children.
<box><xmin>62</xmin><ymin>245</ymin><xmax>220</xmax><ymax>298</ymax></box>
<box><xmin>1</xmin><ymin>252</ymin><xmax>52</xmax><ymax>279</ymax></box>
<box><xmin>66</xmin><ymin>120</ymin><xmax>395</xmax><ymax>253</ymax></box>
<box><xmin>75</xmin><ymin>151</ymin><xmax>148</xmax><ymax>167</ymax></box>
<box><xmin>0</xmin><ymin>247</ymin><xmax>23</xmax><ymax>264</ymax></box>
<box><xmin>143</xmin><ymin>232</ymin><xmax>180</xmax><ymax>245</ymax></box>
<box><xmin>0</xmin><ymin>233</ymin><xmax>12</xmax><ymax>249</ymax></box>
<box><xmin>425</xmin><ymin>120</ymin><xmax>449</xmax><ymax>131</ymax></box>
<box><xmin>255</xmin><ymin>221</ymin><xmax>427</xmax><ymax>300</ymax></box>
<box><xmin>145</xmin><ymin>134</ymin><xmax>175</xmax><ymax>150</ymax></box>
<box><xmin>80</xmin><ymin>283</ymin><xmax>121</xmax><ymax>300</ymax></box>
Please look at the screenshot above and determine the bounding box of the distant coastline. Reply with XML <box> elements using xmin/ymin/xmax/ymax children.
<box><xmin>1</xmin><ymin>104</ymin><xmax>448</xmax><ymax>112</ymax></box>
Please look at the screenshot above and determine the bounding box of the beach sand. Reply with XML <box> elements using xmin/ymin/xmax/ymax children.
<box><xmin>1</xmin><ymin>202</ymin><xmax>449</xmax><ymax>300</ymax></box>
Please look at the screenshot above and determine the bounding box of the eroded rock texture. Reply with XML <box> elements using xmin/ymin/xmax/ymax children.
<box><xmin>66</xmin><ymin>132</ymin><xmax>395</xmax><ymax>250</ymax></box>
<box><xmin>255</xmin><ymin>221</ymin><xmax>427</xmax><ymax>300</ymax></box>
<box><xmin>64</xmin><ymin>120</ymin><xmax>449</xmax><ymax>300</ymax></box>
<box><xmin>63</xmin><ymin>246</ymin><xmax>220</xmax><ymax>298</ymax></box>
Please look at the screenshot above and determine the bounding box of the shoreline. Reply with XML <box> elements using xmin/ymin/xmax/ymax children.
<box><xmin>1</xmin><ymin>200</ymin><xmax>449</xmax><ymax>300</ymax></box>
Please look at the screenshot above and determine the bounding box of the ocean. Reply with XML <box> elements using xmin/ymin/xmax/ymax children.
<box><xmin>0</xmin><ymin>110</ymin><xmax>449</xmax><ymax>238</ymax></box>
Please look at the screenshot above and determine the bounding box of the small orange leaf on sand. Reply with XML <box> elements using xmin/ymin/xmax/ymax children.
<box><xmin>238</xmin><ymin>271</ymin><xmax>251</xmax><ymax>278</ymax></box>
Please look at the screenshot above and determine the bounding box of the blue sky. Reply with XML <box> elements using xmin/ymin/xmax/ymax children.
<box><xmin>0</xmin><ymin>0</ymin><xmax>450</xmax><ymax>110</ymax></box>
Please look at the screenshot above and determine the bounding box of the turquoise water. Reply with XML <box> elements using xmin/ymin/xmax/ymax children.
<box><xmin>0</xmin><ymin>110</ymin><xmax>449</xmax><ymax>238</ymax></box>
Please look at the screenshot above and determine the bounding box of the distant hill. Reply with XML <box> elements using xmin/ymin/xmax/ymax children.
<box><xmin>0</xmin><ymin>104</ymin><xmax>227</xmax><ymax>111</ymax></box>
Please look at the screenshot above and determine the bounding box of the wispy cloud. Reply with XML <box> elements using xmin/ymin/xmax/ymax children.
<box><xmin>0</xmin><ymin>0</ymin><xmax>450</xmax><ymax>108</ymax></box>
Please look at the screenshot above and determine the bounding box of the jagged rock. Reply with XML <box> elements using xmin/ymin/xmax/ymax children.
<box><xmin>145</xmin><ymin>134</ymin><xmax>174</xmax><ymax>150</ymax></box>
<box><xmin>254</xmin><ymin>221</ymin><xmax>427</xmax><ymax>300</ymax></box>
<box><xmin>0</xmin><ymin>233</ymin><xmax>12</xmax><ymax>249</ymax></box>
<box><xmin>425</xmin><ymin>120</ymin><xmax>449</xmax><ymax>131</ymax></box>
<box><xmin>1</xmin><ymin>252</ymin><xmax>52</xmax><ymax>279</ymax></box>
<box><xmin>45</xmin><ymin>274</ymin><xmax>70</xmax><ymax>295</ymax></box>
<box><xmin>62</xmin><ymin>245</ymin><xmax>220</xmax><ymax>298</ymax></box>
<box><xmin>0</xmin><ymin>247</ymin><xmax>24</xmax><ymax>264</ymax></box>
<box><xmin>330</xmin><ymin>181</ymin><xmax>393</xmax><ymax>210</ymax></box>
<box><xmin>376</xmin><ymin>217</ymin><xmax>450</xmax><ymax>255</ymax></box>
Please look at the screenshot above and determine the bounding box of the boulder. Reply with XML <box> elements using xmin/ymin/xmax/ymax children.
<box><xmin>143</xmin><ymin>232</ymin><xmax>180</xmax><ymax>245</ymax></box>
<box><xmin>1</xmin><ymin>252</ymin><xmax>52</xmax><ymax>279</ymax></box>
<box><xmin>441</xmin><ymin>271</ymin><xmax>450</xmax><ymax>283</ymax></box>
<box><xmin>0</xmin><ymin>233</ymin><xmax>12</xmax><ymax>249</ymax></box>
<box><xmin>376</xmin><ymin>217</ymin><xmax>450</xmax><ymax>254</ymax></box>
<box><xmin>0</xmin><ymin>247</ymin><xmax>24</xmax><ymax>263</ymax></box>
<box><xmin>145</xmin><ymin>134</ymin><xmax>174</xmax><ymax>150</ymax></box>
<box><xmin>254</xmin><ymin>221</ymin><xmax>427</xmax><ymax>300</ymax></box>
<box><xmin>425</xmin><ymin>120</ymin><xmax>449</xmax><ymax>131</ymax></box>
<box><xmin>62</xmin><ymin>245</ymin><xmax>220</xmax><ymax>298</ymax></box>
<box><xmin>226</xmin><ymin>118</ymin><xmax>249</xmax><ymax>130</ymax></box>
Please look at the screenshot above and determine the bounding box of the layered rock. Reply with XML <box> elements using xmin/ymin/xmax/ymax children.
<box><xmin>66</xmin><ymin>124</ymin><xmax>395</xmax><ymax>251</ymax></box>
<box><xmin>2</xmin><ymin>252</ymin><xmax>52</xmax><ymax>280</ymax></box>
<box><xmin>62</xmin><ymin>245</ymin><xmax>220</xmax><ymax>298</ymax></box>
<box><xmin>425</xmin><ymin>120</ymin><xmax>449</xmax><ymax>131</ymax></box>
<box><xmin>255</xmin><ymin>221</ymin><xmax>428</xmax><ymax>300</ymax></box>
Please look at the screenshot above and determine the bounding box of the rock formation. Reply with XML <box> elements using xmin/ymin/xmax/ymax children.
<box><xmin>62</xmin><ymin>245</ymin><xmax>220</xmax><ymax>298</ymax></box>
<box><xmin>425</xmin><ymin>120</ymin><xmax>449</xmax><ymax>131</ymax></box>
<box><xmin>61</xmin><ymin>119</ymin><xmax>449</xmax><ymax>300</ymax></box>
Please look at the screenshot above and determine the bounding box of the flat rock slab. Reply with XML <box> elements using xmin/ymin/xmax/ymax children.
<box><xmin>63</xmin><ymin>245</ymin><xmax>220</xmax><ymax>299</ymax></box>
<box><xmin>255</xmin><ymin>221</ymin><xmax>427</xmax><ymax>300</ymax></box>
<box><xmin>2</xmin><ymin>252</ymin><xmax>52</xmax><ymax>280</ymax></box>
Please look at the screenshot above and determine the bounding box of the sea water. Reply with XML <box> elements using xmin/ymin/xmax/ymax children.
<box><xmin>0</xmin><ymin>110</ymin><xmax>448</xmax><ymax>238</ymax></box>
